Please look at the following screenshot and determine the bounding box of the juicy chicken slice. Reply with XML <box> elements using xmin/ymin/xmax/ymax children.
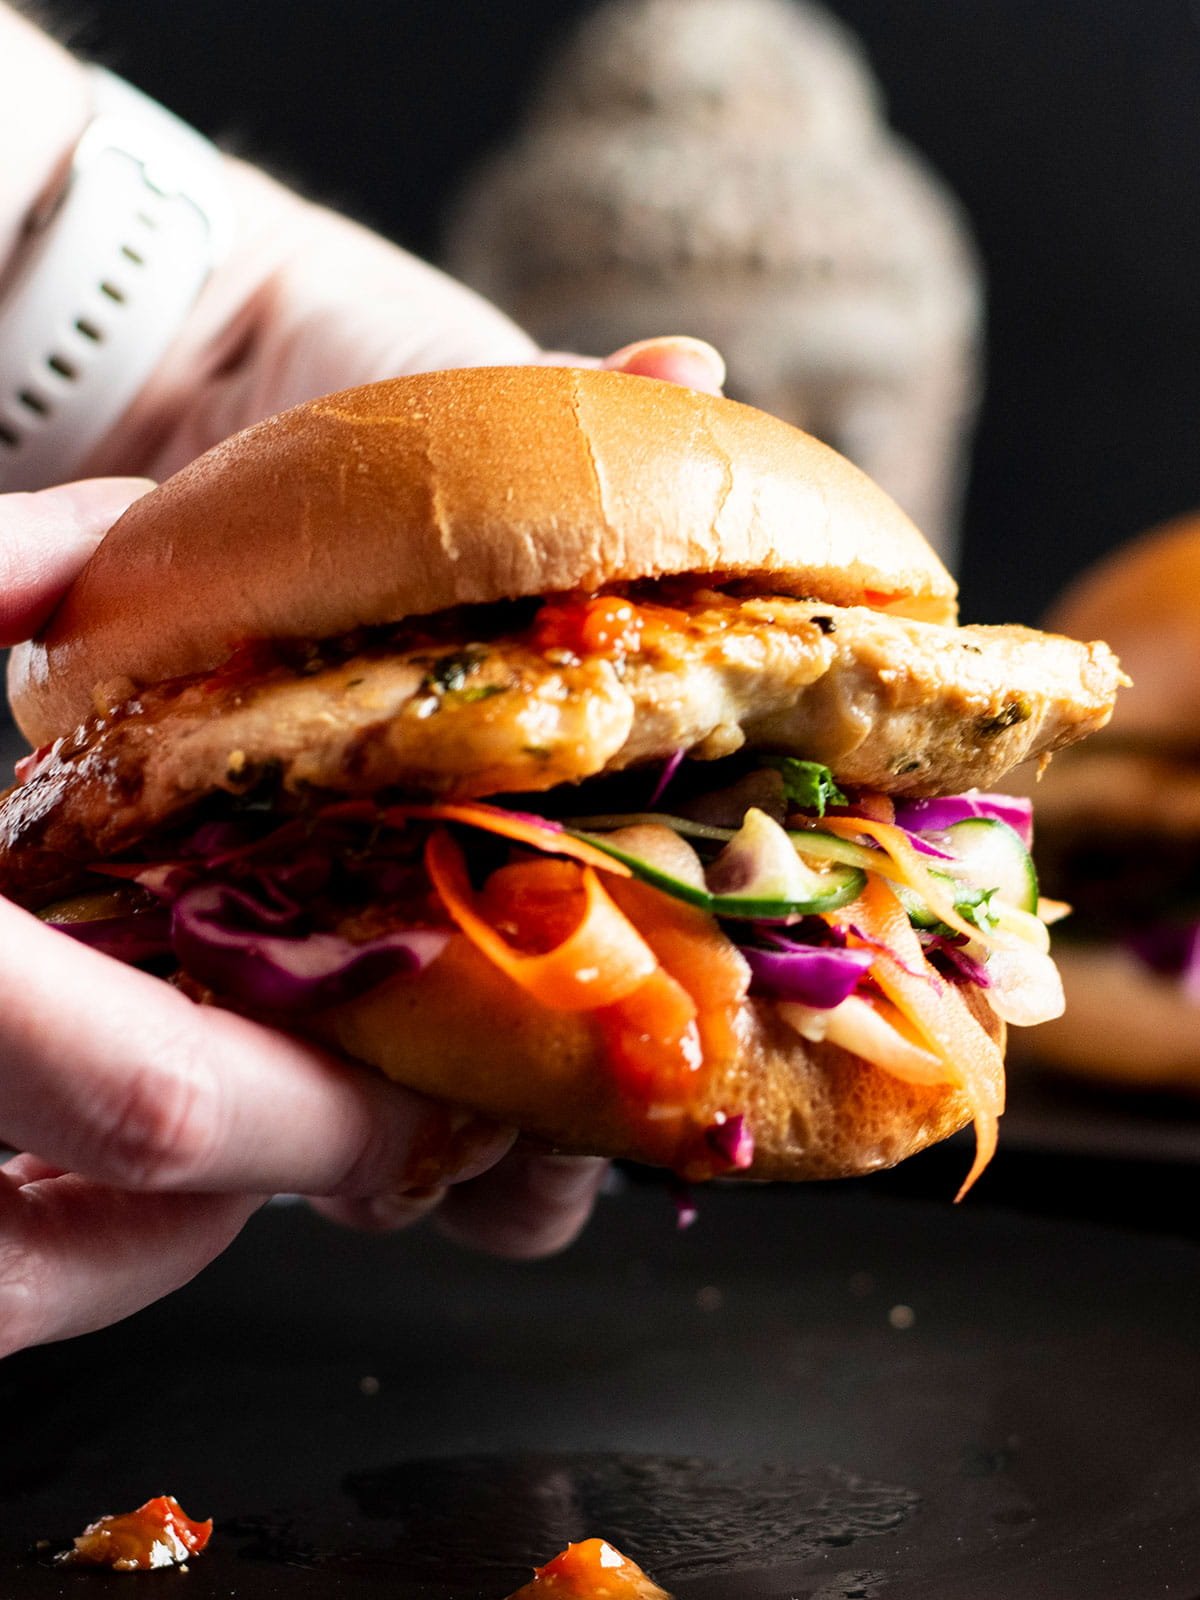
<box><xmin>0</xmin><ymin>593</ymin><xmax>1123</xmax><ymax>900</ymax></box>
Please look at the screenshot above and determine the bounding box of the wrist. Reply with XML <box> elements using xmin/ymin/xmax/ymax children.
<box><xmin>79</xmin><ymin>156</ymin><xmax>318</xmax><ymax>474</ymax></box>
<box><xmin>0</xmin><ymin>15</ymin><xmax>90</xmax><ymax>284</ymax></box>
<box><xmin>0</xmin><ymin>65</ymin><xmax>233</xmax><ymax>490</ymax></box>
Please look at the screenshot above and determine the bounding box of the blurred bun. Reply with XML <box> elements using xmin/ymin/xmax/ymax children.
<box><xmin>11</xmin><ymin>365</ymin><xmax>956</xmax><ymax>746</ymax></box>
<box><xmin>1047</xmin><ymin>510</ymin><xmax>1200</xmax><ymax>749</ymax></box>
<box><xmin>1014</xmin><ymin>942</ymin><xmax>1200</xmax><ymax>1093</ymax></box>
<box><xmin>1015</xmin><ymin>511</ymin><xmax>1200</xmax><ymax>1090</ymax></box>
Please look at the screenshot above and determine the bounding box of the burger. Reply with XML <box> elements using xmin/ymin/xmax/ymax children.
<box><xmin>0</xmin><ymin>367</ymin><xmax>1124</xmax><ymax>1190</ymax></box>
<box><xmin>1009</xmin><ymin>511</ymin><xmax>1200</xmax><ymax>1090</ymax></box>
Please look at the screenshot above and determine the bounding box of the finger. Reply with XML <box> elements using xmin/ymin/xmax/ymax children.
<box><xmin>0</xmin><ymin>1153</ymin><xmax>67</xmax><ymax>1183</ymax></box>
<box><xmin>535</xmin><ymin>350</ymin><xmax>602</xmax><ymax>369</ymax></box>
<box><xmin>0</xmin><ymin>1170</ymin><xmax>261</xmax><ymax>1356</ymax></box>
<box><xmin>0</xmin><ymin>899</ymin><xmax>514</xmax><ymax>1197</ymax></box>
<box><xmin>0</xmin><ymin>479</ymin><xmax>155</xmax><ymax>645</ymax></box>
<box><xmin>604</xmin><ymin>336</ymin><xmax>727</xmax><ymax>395</ymax></box>
<box><xmin>309</xmin><ymin>1184</ymin><xmax>448</xmax><ymax>1234</ymax></box>
<box><xmin>436</xmin><ymin>1147</ymin><xmax>610</xmax><ymax>1260</ymax></box>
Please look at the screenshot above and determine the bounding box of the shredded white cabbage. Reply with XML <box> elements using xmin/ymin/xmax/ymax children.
<box><xmin>981</xmin><ymin>944</ymin><xmax>1065</xmax><ymax>1026</ymax></box>
<box><xmin>777</xmin><ymin>995</ymin><xmax>948</xmax><ymax>1086</ymax></box>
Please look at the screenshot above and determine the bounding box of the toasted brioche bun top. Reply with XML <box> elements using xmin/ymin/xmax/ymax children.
<box><xmin>1047</xmin><ymin>510</ymin><xmax>1200</xmax><ymax>750</ymax></box>
<box><xmin>11</xmin><ymin>366</ymin><xmax>955</xmax><ymax>746</ymax></box>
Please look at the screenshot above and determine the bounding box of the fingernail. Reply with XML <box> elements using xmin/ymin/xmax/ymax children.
<box><xmin>525</xmin><ymin>1153</ymin><xmax>611</xmax><ymax>1207</ymax></box>
<box><xmin>400</xmin><ymin>1113</ymin><xmax>515</xmax><ymax>1190</ymax></box>
<box><xmin>39</xmin><ymin>476</ymin><xmax>156</xmax><ymax>501</ymax></box>
<box><xmin>1</xmin><ymin>480</ymin><xmax>156</xmax><ymax>555</ymax></box>
<box><xmin>27</xmin><ymin>477</ymin><xmax>156</xmax><ymax>530</ymax></box>
<box><xmin>604</xmin><ymin>336</ymin><xmax>727</xmax><ymax>394</ymax></box>
<box><xmin>366</xmin><ymin>1186</ymin><xmax>447</xmax><ymax>1229</ymax></box>
<box><xmin>0</xmin><ymin>479</ymin><xmax>159</xmax><ymax>647</ymax></box>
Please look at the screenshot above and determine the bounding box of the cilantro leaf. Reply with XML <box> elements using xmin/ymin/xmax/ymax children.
<box><xmin>762</xmin><ymin>757</ymin><xmax>847</xmax><ymax>817</ymax></box>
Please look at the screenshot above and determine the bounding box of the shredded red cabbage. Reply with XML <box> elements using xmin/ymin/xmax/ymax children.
<box><xmin>845</xmin><ymin>924</ymin><xmax>938</xmax><ymax>985</ymax></box>
<box><xmin>492</xmin><ymin>807</ymin><xmax>564</xmax><ymax>833</ymax></box>
<box><xmin>745</xmin><ymin>917</ymin><xmax>849</xmax><ymax>949</ymax></box>
<box><xmin>704</xmin><ymin>1112</ymin><xmax>755</xmax><ymax>1171</ymax></box>
<box><xmin>669</xmin><ymin>1178</ymin><xmax>699</xmax><ymax>1229</ymax></box>
<box><xmin>61</xmin><ymin>808</ymin><xmax>451</xmax><ymax>1010</ymax></box>
<box><xmin>1126</xmin><ymin>923</ymin><xmax>1200</xmax><ymax>997</ymax></box>
<box><xmin>206</xmin><ymin>879</ymin><xmax>305</xmax><ymax>929</ymax></box>
<box><xmin>892</xmin><ymin>792</ymin><xmax>1034</xmax><ymax>848</ymax></box>
<box><xmin>899</xmin><ymin>831</ymin><xmax>956</xmax><ymax>860</ymax></box>
<box><xmin>824</xmin><ymin>803</ymin><xmax>954</xmax><ymax>859</ymax></box>
<box><xmin>170</xmin><ymin>883</ymin><xmax>449</xmax><ymax>1011</ymax></box>
<box><xmin>647</xmin><ymin>749</ymin><xmax>685</xmax><ymax>808</ymax></box>
<box><xmin>918</xmin><ymin>931</ymin><xmax>991</xmax><ymax>988</ymax></box>
<box><xmin>180</xmin><ymin>818</ymin><xmax>259</xmax><ymax>860</ymax></box>
<box><xmin>741</xmin><ymin>942</ymin><xmax>873</xmax><ymax>1006</ymax></box>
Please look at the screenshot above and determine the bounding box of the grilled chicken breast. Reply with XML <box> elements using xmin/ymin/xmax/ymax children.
<box><xmin>0</xmin><ymin>591</ymin><xmax>1122</xmax><ymax>901</ymax></box>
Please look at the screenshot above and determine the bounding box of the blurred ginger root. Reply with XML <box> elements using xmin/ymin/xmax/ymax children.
<box><xmin>446</xmin><ymin>0</ymin><xmax>982</xmax><ymax>565</ymax></box>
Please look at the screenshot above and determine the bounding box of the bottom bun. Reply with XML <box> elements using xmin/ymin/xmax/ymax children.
<box><xmin>1010</xmin><ymin>943</ymin><xmax>1200</xmax><ymax>1093</ymax></box>
<box><xmin>308</xmin><ymin>937</ymin><xmax>1003</xmax><ymax>1180</ymax></box>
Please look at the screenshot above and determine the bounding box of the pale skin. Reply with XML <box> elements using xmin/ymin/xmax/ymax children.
<box><xmin>0</xmin><ymin>4</ymin><xmax>726</xmax><ymax>1355</ymax></box>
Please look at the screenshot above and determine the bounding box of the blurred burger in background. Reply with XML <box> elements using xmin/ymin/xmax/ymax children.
<box><xmin>1011</xmin><ymin>512</ymin><xmax>1200</xmax><ymax>1090</ymax></box>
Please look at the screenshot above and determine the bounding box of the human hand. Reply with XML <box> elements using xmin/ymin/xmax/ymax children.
<box><xmin>1</xmin><ymin>341</ymin><xmax>725</xmax><ymax>1352</ymax></box>
<box><xmin>0</xmin><ymin>482</ymin><xmax>625</xmax><ymax>1357</ymax></box>
<box><xmin>0</xmin><ymin>82</ymin><xmax>726</xmax><ymax>1353</ymax></box>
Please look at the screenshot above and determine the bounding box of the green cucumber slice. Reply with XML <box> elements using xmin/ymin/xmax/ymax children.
<box><xmin>894</xmin><ymin>875</ymin><xmax>997</xmax><ymax>931</ymax></box>
<box><xmin>939</xmin><ymin>817</ymin><xmax>1039</xmax><ymax>914</ymax></box>
<box><xmin>568</xmin><ymin>817</ymin><xmax>865</xmax><ymax>919</ymax></box>
<box><xmin>786</xmin><ymin>829</ymin><xmax>881</xmax><ymax>875</ymax></box>
<box><xmin>565</xmin><ymin>812</ymin><xmax>734</xmax><ymax>843</ymax></box>
<box><xmin>567</xmin><ymin>803</ymin><xmax>1036</xmax><ymax>927</ymax></box>
<box><xmin>708</xmin><ymin>808</ymin><xmax>834</xmax><ymax>905</ymax></box>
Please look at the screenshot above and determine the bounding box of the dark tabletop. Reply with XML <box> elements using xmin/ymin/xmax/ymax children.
<box><xmin>3</xmin><ymin>1166</ymin><xmax>1199</xmax><ymax>1599</ymax></box>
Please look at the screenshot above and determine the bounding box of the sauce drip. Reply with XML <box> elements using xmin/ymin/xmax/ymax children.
<box><xmin>505</xmin><ymin>1537</ymin><xmax>672</xmax><ymax>1598</ymax></box>
<box><xmin>57</xmin><ymin>1494</ymin><xmax>213</xmax><ymax>1571</ymax></box>
<box><xmin>532</xmin><ymin>597</ymin><xmax>646</xmax><ymax>660</ymax></box>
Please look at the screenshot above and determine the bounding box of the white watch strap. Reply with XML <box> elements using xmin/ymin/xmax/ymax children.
<box><xmin>0</xmin><ymin>68</ymin><xmax>232</xmax><ymax>491</ymax></box>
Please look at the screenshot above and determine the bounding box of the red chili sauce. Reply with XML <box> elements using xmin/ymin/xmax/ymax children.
<box><xmin>505</xmin><ymin>1537</ymin><xmax>672</xmax><ymax>1597</ymax></box>
<box><xmin>531</xmin><ymin>596</ymin><xmax>646</xmax><ymax>660</ymax></box>
<box><xmin>57</xmin><ymin>1495</ymin><xmax>213</xmax><ymax>1571</ymax></box>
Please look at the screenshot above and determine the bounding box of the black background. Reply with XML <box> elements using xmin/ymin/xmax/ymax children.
<box><xmin>57</xmin><ymin>0</ymin><xmax>1200</xmax><ymax>627</ymax></box>
<box><xmin>4</xmin><ymin>1180</ymin><xmax>1200</xmax><ymax>1596</ymax></box>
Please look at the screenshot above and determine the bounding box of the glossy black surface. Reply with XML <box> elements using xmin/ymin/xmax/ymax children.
<box><xmin>3</xmin><ymin>1177</ymin><xmax>1199</xmax><ymax>1598</ymax></box>
<box><xmin>0</xmin><ymin>717</ymin><xmax>23</xmax><ymax>782</ymax></box>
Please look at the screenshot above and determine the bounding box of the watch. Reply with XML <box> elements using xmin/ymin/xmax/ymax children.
<box><xmin>0</xmin><ymin>67</ymin><xmax>232</xmax><ymax>492</ymax></box>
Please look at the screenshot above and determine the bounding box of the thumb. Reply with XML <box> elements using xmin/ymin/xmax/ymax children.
<box><xmin>603</xmin><ymin>336</ymin><xmax>727</xmax><ymax>395</ymax></box>
<box><xmin>538</xmin><ymin>336</ymin><xmax>728</xmax><ymax>397</ymax></box>
<box><xmin>0</xmin><ymin>478</ymin><xmax>154</xmax><ymax>646</ymax></box>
